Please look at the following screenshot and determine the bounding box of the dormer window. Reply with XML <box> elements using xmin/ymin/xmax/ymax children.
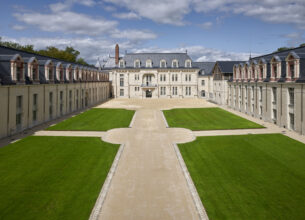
<box><xmin>172</xmin><ymin>60</ymin><xmax>178</xmax><ymax>68</ymax></box>
<box><xmin>69</xmin><ymin>69</ymin><xmax>73</xmax><ymax>82</ymax></box>
<box><xmin>134</xmin><ymin>60</ymin><xmax>140</xmax><ymax>68</ymax></box>
<box><xmin>160</xmin><ymin>60</ymin><xmax>166</xmax><ymax>68</ymax></box>
<box><xmin>16</xmin><ymin>62</ymin><xmax>23</xmax><ymax>81</ymax></box>
<box><xmin>32</xmin><ymin>63</ymin><xmax>39</xmax><ymax>81</ymax></box>
<box><xmin>252</xmin><ymin>66</ymin><xmax>255</xmax><ymax>79</ymax></box>
<box><xmin>272</xmin><ymin>64</ymin><xmax>277</xmax><ymax>79</ymax></box>
<box><xmin>119</xmin><ymin>60</ymin><xmax>125</xmax><ymax>68</ymax></box>
<box><xmin>146</xmin><ymin>59</ymin><xmax>152</xmax><ymax>68</ymax></box>
<box><xmin>289</xmin><ymin>63</ymin><xmax>295</xmax><ymax>78</ymax></box>
<box><xmin>185</xmin><ymin>60</ymin><xmax>191</xmax><ymax>68</ymax></box>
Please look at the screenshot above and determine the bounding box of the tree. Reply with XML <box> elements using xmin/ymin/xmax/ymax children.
<box><xmin>276</xmin><ymin>47</ymin><xmax>293</xmax><ymax>52</ymax></box>
<box><xmin>0</xmin><ymin>37</ymin><xmax>90</xmax><ymax>66</ymax></box>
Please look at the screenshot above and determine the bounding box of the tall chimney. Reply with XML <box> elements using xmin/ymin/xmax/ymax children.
<box><xmin>115</xmin><ymin>44</ymin><xmax>119</xmax><ymax>65</ymax></box>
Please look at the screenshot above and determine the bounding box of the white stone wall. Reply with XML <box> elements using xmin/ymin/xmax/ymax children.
<box><xmin>0</xmin><ymin>82</ymin><xmax>110</xmax><ymax>139</ymax></box>
<box><xmin>111</xmin><ymin>69</ymin><xmax>200</xmax><ymax>98</ymax></box>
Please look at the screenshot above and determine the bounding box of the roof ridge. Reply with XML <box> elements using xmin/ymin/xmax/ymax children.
<box><xmin>252</xmin><ymin>45</ymin><xmax>305</xmax><ymax>60</ymax></box>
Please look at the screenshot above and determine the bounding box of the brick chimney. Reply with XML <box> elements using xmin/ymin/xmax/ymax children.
<box><xmin>115</xmin><ymin>44</ymin><xmax>119</xmax><ymax>65</ymax></box>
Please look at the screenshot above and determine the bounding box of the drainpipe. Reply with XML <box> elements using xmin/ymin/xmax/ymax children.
<box><xmin>301</xmin><ymin>84</ymin><xmax>303</xmax><ymax>134</ymax></box>
<box><xmin>7</xmin><ymin>86</ymin><xmax>10</xmax><ymax>136</ymax></box>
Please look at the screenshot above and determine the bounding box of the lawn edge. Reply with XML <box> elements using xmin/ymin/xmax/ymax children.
<box><xmin>173</xmin><ymin>143</ymin><xmax>209</xmax><ymax>220</ymax></box>
<box><xmin>129</xmin><ymin>111</ymin><xmax>137</xmax><ymax>128</ymax></box>
<box><xmin>161</xmin><ymin>110</ymin><xmax>169</xmax><ymax>128</ymax></box>
<box><xmin>89</xmin><ymin>143</ymin><xmax>125</xmax><ymax>220</ymax></box>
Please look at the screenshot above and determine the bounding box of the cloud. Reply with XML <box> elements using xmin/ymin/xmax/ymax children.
<box><xmin>49</xmin><ymin>0</ymin><xmax>96</xmax><ymax>12</ymax></box>
<box><xmin>131</xmin><ymin>45</ymin><xmax>257</xmax><ymax>61</ymax></box>
<box><xmin>11</xmin><ymin>24</ymin><xmax>26</xmax><ymax>30</ymax></box>
<box><xmin>192</xmin><ymin>0</ymin><xmax>305</xmax><ymax>30</ymax></box>
<box><xmin>200</xmin><ymin>21</ymin><xmax>213</xmax><ymax>29</ymax></box>
<box><xmin>14</xmin><ymin>11</ymin><xmax>118</xmax><ymax>36</ymax></box>
<box><xmin>104</xmin><ymin>0</ymin><xmax>191</xmax><ymax>25</ymax></box>
<box><xmin>113</xmin><ymin>12</ymin><xmax>140</xmax><ymax>20</ymax></box>
<box><xmin>282</xmin><ymin>32</ymin><xmax>305</xmax><ymax>47</ymax></box>
<box><xmin>111</xmin><ymin>29</ymin><xmax>157</xmax><ymax>41</ymax></box>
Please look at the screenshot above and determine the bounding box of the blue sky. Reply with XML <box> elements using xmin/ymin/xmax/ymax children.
<box><xmin>0</xmin><ymin>0</ymin><xmax>305</xmax><ymax>64</ymax></box>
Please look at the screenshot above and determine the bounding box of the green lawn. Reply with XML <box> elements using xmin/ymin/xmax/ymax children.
<box><xmin>0</xmin><ymin>136</ymin><xmax>119</xmax><ymax>220</ymax></box>
<box><xmin>163</xmin><ymin>107</ymin><xmax>263</xmax><ymax>130</ymax></box>
<box><xmin>179</xmin><ymin>134</ymin><xmax>305</xmax><ymax>220</ymax></box>
<box><xmin>47</xmin><ymin>108</ymin><xmax>135</xmax><ymax>131</ymax></box>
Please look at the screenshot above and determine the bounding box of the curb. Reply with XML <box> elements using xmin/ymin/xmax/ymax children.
<box><xmin>89</xmin><ymin>143</ymin><xmax>125</xmax><ymax>220</ymax></box>
<box><xmin>129</xmin><ymin>111</ymin><xmax>137</xmax><ymax>128</ymax></box>
<box><xmin>160</xmin><ymin>111</ymin><xmax>169</xmax><ymax>128</ymax></box>
<box><xmin>173</xmin><ymin>143</ymin><xmax>209</xmax><ymax>220</ymax></box>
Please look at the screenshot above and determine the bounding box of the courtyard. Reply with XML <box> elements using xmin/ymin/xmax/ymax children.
<box><xmin>0</xmin><ymin>98</ymin><xmax>305</xmax><ymax>220</ymax></box>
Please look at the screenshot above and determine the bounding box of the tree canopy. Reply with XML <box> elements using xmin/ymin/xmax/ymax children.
<box><xmin>0</xmin><ymin>37</ymin><xmax>92</xmax><ymax>66</ymax></box>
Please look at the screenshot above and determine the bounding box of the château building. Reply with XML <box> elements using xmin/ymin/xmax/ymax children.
<box><xmin>0</xmin><ymin>46</ymin><xmax>111</xmax><ymax>139</ymax></box>
<box><xmin>106</xmin><ymin>44</ymin><xmax>215</xmax><ymax>99</ymax></box>
<box><xmin>228</xmin><ymin>46</ymin><xmax>305</xmax><ymax>134</ymax></box>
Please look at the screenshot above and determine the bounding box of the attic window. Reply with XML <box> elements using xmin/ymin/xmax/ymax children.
<box><xmin>146</xmin><ymin>60</ymin><xmax>152</xmax><ymax>68</ymax></box>
<box><xmin>172</xmin><ymin>60</ymin><xmax>178</xmax><ymax>68</ymax></box>
<box><xmin>32</xmin><ymin>61</ymin><xmax>39</xmax><ymax>81</ymax></box>
<box><xmin>160</xmin><ymin>60</ymin><xmax>166</xmax><ymax>68</ymax></box>
<box><xmin>289</xmin><ymin>62</ymin><xmax>295</xmax><ymax>78</ymax></box>
<box><xmin>134</xmin><ymin>60</ymin><xmax>140</xmax><ymax>68</ymax></box>
<box><xmin>119</xmin><ymin>60</ymin><xmax>125</xmax><ymax>68</ymax></box>
<box><xmin>69</xmin><ymin>69</ymin><xmax>73</xmax><ymax>81</ymax></box>
<box><xmin>185</xmin><ymin>60</ymin><xmax>191</xmax><ymax>68</ymax></box>
<box><xmin>272</xmin><ymin>64</ymin><xmax>277</xmax><ymax>79</ymax></box>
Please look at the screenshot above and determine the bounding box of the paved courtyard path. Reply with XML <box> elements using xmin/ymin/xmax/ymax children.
<box><xmin>32</xmin><ymin>98</ymin><xmax>305</xmax><ymax>220</ymax></box>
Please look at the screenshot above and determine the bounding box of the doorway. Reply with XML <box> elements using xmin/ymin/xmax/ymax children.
<box><xmin>146</xmin><ymin>90</ymin><xmax>152</xmax><ymax>98</ymax></box>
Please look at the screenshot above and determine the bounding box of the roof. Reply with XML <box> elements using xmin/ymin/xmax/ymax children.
<box><xmin>121</xmin><ymin>52</ymin><xmax>192</xmax><ymax>68</ymax></box>
<box><xmin>216</xmin><ymin>61</ymin><xmax>243</xmax><ymax>73</ymax></box>
<box><xmin>193</xmin><ymin>62</ymin><xmax>215</xmax><ymax>75</ymax></box>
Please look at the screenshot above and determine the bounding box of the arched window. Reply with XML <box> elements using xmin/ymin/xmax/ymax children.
<box><xmin>11</xmin><ymin>54</ymin><xmax>25</xmax><ymax>83</ymax></box>
<box><xmin>119</xmin><ymin>60</ymin><xmax>125</xmax><ymax>68</ymax></box>
<box><xmin>286</xmin><ymin>52</ymin><xmax>299</xmax><ymax>80</ymax></box>
<box><xmin>172</xmin><ymin>60</ymin><xmax>178</xmax><ymax>68</ymax></box>
<box><xmin>160</xmin><ymin>60</ymin><xmax>166</xmax><ymax>68</ymax></box>
<box><xmin>201</xmin><ymin>90</ymin><xmax>205</xmax><ymax>97</ymax></box>
<box><xmin>146</xmin><ymin>59</ymin><xmax>152</xmax><ymax>68</ymax></box>
<box><xmin>134</xmin><ymin>60</ymin><xmax>140</xmax><ymax>68</ymax></box>
<box><xmin>185</xmin><ymin>60</ymin><xmax>191</xmax><ymax>68</ymax></box>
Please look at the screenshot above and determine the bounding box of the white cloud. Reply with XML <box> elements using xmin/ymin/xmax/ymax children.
<box><xmin>49</xmin><ymin>0</ymin><xmax>96</xmax><ymax>12</ymax></box>
<box><xmin>104</xmin><ymin>0</ymin><xmax>191</xmax><ymax>25</ymax></box>
<box><xmin>200</xmin><ymin>22</ymin><xmax>213</xmax><ymax>29</ymax></box>
<box><xmin>131</xmin><ymin>45</ymin><xmax>257</xmax><ymax>61</ymax></box>
<box><xmin>113</xmin><ymin>12</ymin><xmax>140</xmax><ymax>20</ymax></box>
<box><xmin>14</xmin><ymin>11</ymin><xmax>118</xmax><ymax>36</ymax></box>
<box><xmin>111</xmin><ymin>29</ymin><xmax>157</xmax><ymax>41</ymax></box>
<box><xmin>11</xmin><ymin>24</ymin><xmax>26</xmax><ymax>30</ymax></box>
<box><xmin>282</xmin><ymin>32</ymin><xmax>305</xmax><ymax>47</ymax></box>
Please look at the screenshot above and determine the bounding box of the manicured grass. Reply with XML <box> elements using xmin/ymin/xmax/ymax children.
<box><xmin>163</xmin><ymin>107</ymin><xmax>263</xmax><ymax>130</ymax></box>
<box><xmin>179</xmin><ymin>134</ymin><xmax>305</xmax><ymax>220</ymax></box>
<box><xmin>47</xmin><ymin>108</ymin><xmax>135</xmax><ymax>131</ymax></box>
<box><xmin>0</xmin><ymin>136</ymin><xmax>119</xmax><ymax>220</ymax></box>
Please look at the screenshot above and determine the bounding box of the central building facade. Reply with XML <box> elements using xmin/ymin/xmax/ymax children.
<box><xmin>107</xmin><ymin>45</ymin><xmax>214</xmax><ymax>99</ymax></box>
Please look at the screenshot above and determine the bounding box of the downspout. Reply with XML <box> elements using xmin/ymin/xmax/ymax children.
<box><xmin>301</xmin><ymin>84</ymin><xmax>303</xmax><ymax>134</ymax></box>
<box><xmin>7</xmin><ymin>87</ymin><xmax>10</xmax><ymax>136</ymax></box>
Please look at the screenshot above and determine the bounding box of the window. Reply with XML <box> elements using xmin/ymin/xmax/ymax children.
<box><xmin>160</xmin><ymin>60</ymin><xmax>166</xmax><ymax>68</ymax></box>
<box><xmin>120</xmin><ymin>89</ymin><xmax>124</xmax><ymax>96</ymax></box>
<box><xmin>69</xmin><ymin>90</ymin><xmax>72</xmax><ymax>112</ymax></box>
<box><xmin>201</xmin><ymin>90</ymin><xmax>205</xmax><ymax>97</ymax></box>
<box><xmin>60</xmin><ymin>91</ymin><xmax>64</xmax><ymax>116</ymax></box>
<box><xmin>273</xmin><ymin>109</ymin><xmax>277</xmax><ymax>120</ymax></box>
<box><xmin>33</xmin><ymin>94</ymin><xmax>38</xmax><ymax>122</ymax></box>
<box><xmin>288</xmin><ymin>88</ymin><xmax>294</xmax><ymax>106</ymax></box>
<box><xmin>76</xmin><ymin>90</ymin><xmax>79</xmax><ymax>110</ymax></box>
<box><xmin>135</xmin><ymin>60</ymin><xmax>140</xmax><ymax>68</ymax></box>
<box><xmin>160</xmin><ymin>87</ymin><xmax>166</xmax><ymax>95</ymax></box>
<box><xmin>60</xmin><ymin>69</ymin><xmax>64</xmax><ymax>81</ymax></box>
<box><xmin>135</xmin><ymin>87</ymin><xmax>139</xmax><ymax>92</ymax></box>
<box><xmin>16</xmin><ymin>95</ymin><xmax>22</xmax><ymax>129</ymax></box>
<box><xmin>69</xmin><ymin>70</ymin><xmax>73</xmax><ymax>81</ymax></box>
<box><xmin>185</xmin><ymin>87</ymin><xmax>191</xmax><ymax>96</ymax></box>
<box><xmin>260</xmin><ymin>106</ymin><xmax>263</xmax><ymax>116</ymax></box>
<box><xmin>185</xmin><ymin>60</ymin><xmax>191</xmax><ymax>68</ymax></box>
<box><xmin>120</xmin><ymin>75</ymin><xmax>124</xmax><ymax>87</ymax></box>
<box><xmin>32</xmin><ymin>63</ymin><xmax>38</xmax><ymax>81</ymax></box>
<box><xmin>289</xmin><ymin>113</ymin><xmax>295</xmax><ymax>130</ymax></box>
<box><xmin>49</xmin><ymin>66</ymin><xmax>53</xmax><ymax>81</ymax></box>
<box><xmin>272</xmin><ymin>87</ymin><xmax>277</xmax><ymax>104</ymax></box>
<box><xmin>185</xmin><ymin>74</ymin><xmax>191</xmax><ymax>82</ymax></box>
<box><xmin>172</xmin><ymin>87</ymin><xmax>178</xmax><ymax>95</ymax></box>
<box><xmin>49</xmin><ymin>92</ymin><xmax>53</xmax><ymax>119</ymax></box>
<box><xmin>251</xmin><ymin>86</ymin><xmax>254</xmax><ymax>100</ymax></box>
<box><xmin>273</xmin><ymin>64</ymin><xmax>277</xmax><ymax>78</ymax></box>
<box><xmin>135</xmin><ymin>74</ymin><xmax>139</xmax><ymax>80</ymax></box>
<box><xmin>201</xmin><ymin>80</ymin><xmax>205</xmax><ymax>86</ymax></box>
<box><xmin>259</xmin><ymin>86</ymin><xmax>263</xmax><ymax>101</ymax></box>
<box><xmin>172</xmin><ymin>60</ymin><xmax>178</xmax><ymax>68</ymax></box>
<box><xmin>289</xmin><ymin>63</ymin><xmax>295</xmax><ymax>78</ymax></box>
<box><xmin>146</xmin><ymin>60</ymin><xmax>152</xmax><ymax>68</ymax></box>
<box><xmin>119</xmin><ymin>60</ymin><xmax>125</xmax><ymax>68</ymax></box>
<box><xmin>260</xmin><ymin>66</ymin><xmax>263</xmax><ymax>79</ymax></box>
<box><xmin>172</xmin><ymin>74</ymin><xmax>178</xmax><ymax>81</ymax></box>
<box><xmin>16</xmin><ymin>62</ymin><xmax>23</xmax><ymax>82</ymax></box>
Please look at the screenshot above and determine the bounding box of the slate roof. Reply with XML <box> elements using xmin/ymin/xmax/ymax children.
<box><xmin>193</xmin><ymin>62</ymin><xmax>215</xmax><ymax>75</ymax></box>
<box><xmin>216</xmin><ymin>61</ymin><xmax>243</xmax><ymax>73</ymax></box>
<box><xmin>121</xmin><ymin>53</ymin><xmax>193</xmax><ymax>68</ymax></box>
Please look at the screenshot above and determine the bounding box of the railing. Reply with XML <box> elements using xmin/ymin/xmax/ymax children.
<box><xmin>141</xmin><ymin>83</ymin><xmax>157</xmax><ymax>87</ymax></box>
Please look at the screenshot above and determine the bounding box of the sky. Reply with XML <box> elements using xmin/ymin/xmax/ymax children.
<box><xmin>0</xmin><ymin>0</ymin><xmax>305</xmax><ymax>64</ymax></box>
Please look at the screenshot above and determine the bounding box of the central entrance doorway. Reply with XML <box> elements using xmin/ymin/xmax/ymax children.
<box><xmin>146</xmin><ymin>90</ymin><xmax>152</xmax><ymax>98</ymax></box>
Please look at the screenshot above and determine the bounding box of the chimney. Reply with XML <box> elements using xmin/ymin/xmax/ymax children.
<box><xmin>115</xmin><ymin>44</ymin><xmax>119</xmax><ymax>65</ymax></box>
